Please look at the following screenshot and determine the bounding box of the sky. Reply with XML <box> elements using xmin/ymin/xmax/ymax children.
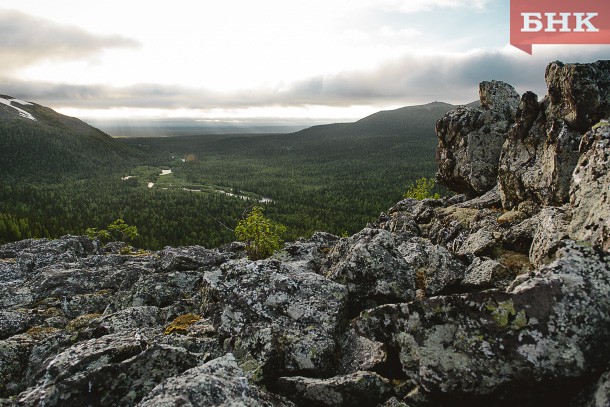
<box><xmin>0</xmin><ymin>0</ymin><xmax>609</xmax><ymax>123</ymax></box>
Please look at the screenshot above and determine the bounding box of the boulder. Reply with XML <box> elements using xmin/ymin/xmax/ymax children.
<box><xmin>355</xmin><ymin>241</ymin><xmax>610</xmax><ymax>403</ymax></box>
<box><xmin>200</xmin><ymin>259</ymin><xmax>348</xmax><ymax>382</ymax></box>
<box><xmin>436</xmin><ymin>81</ymin><xmax>519</xmax><ymax>197</ymax></box>
<box><xmin>277</xmin><ymin>371</ymin><xmax>396</xmax><ymax>407</ymax></box>
<box><xmin>138</xmin><ymin>354</ymin><xmax>294</xmax><ymax>407</ymax></box>
<box><xmin>324</xmin><ymin>228</ymin><xmax>415</xmax><ymax>313</ymax></box>
<box><xmin>499</xmin><ymin>61</ymin><xmax>610</xmax><ymax>209</ymax></box>
<box><xmin>569</xmin><ymin>123</ymin><xmax>610</xmax><ymax>251</ymax></box>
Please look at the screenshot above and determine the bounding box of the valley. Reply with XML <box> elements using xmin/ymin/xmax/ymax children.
<box><xmin>0</xmin><ymin>99</ymin><xmax>459</xmax><ymax>249</ymax></box>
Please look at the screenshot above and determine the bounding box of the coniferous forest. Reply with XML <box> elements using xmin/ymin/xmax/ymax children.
<box><xmin>0</xmin><ymin>100</ymin><xmax>459</xmax><ymax>249</ymax></box>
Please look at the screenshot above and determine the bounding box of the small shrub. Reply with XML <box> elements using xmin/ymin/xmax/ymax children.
<box><xmin>86</xmin><ymin>218</ymin><xmax>139</xmax><ymax>244</ymax></box>
<box><xmin>404</xmin><ymin>177</ymin><xmax>441</xmax><ymax>200</ymax></box>
<box><xmin>235</xmin><ymin>206</ymin><xmax>286</xmax><ymax>260</ymax></box>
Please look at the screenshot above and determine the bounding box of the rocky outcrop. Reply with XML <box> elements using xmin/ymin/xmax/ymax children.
<box><xmin>569</xmin><ymin>123</ymin><xmax>610</xmax><ymax>251</ymax></box>
<box><xmin>436</xmin><ymin>81</ymin><xmax>519</xmax><ymax>197</ymax></box>
<box><xmin>498</xmin><ymin>61</ymin><xmax>610</xmax><ymax>209</ymax></box>
<box><xmin>1</xmin><ymin>60</ymin><xmax>610</xmax><ymax>406</ymax></box>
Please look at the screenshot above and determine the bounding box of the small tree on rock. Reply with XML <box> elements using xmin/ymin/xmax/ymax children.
<box><xmin>235</xmin><ymin>206</ymin><xmax>286</xmax><ymax>260</ymax></box>
<box><xmin>404</xmin><ymin>177</ymin><xmax>441</xmax><ymax>200</ymax></box>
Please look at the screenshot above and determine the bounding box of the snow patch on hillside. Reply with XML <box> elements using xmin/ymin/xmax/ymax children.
<box><xmin>0</xmin><ymin>96</ymin><xmax>36</xmax><ymax>121</ymax></box>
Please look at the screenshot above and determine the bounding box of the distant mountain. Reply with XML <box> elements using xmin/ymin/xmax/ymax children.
<box><xmin>0</xmin><ymin>95</ymin><xmax>138</xmax><ymax>180</ymax></box>
<box><xmin>292</xmin><ymin>101</ymin><xmax>473</xmax><ymax>140</ymax></box>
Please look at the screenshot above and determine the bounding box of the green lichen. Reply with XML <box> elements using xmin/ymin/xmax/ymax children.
<box><xmin>163</xmin><ymin>313</ymin><xmax>201</xmax><ymax>335</ymax></box>
<box><xmin>592</xmin><ymin>119</ymin><xmax>609</xmax><ymax>130</ymax></box>
<box><xmin>65</xmin><ymin>313</ymin><xmax>103</xmax><ymax>333</ymax></box>
<box><xmin>26</xmin><ymin>326</ymin><xmax>62</xmax><ymax>339</ymax></box>
<box><xmin>486</xmin><ymin>300</ymin><xmax>527</xmax><ymax>330</ymax></box>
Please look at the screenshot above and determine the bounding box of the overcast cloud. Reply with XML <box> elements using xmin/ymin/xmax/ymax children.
<box><xmin>0</xmin><ymin>2</ymin><xmax>608</xmax><ymax>120</ymax></box>
<box><xmin>0</xmin><ymin>9</ymin><xmax>139</xmax><ymax>74</ymax></box>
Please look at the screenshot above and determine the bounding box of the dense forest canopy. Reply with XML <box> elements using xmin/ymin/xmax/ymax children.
<box><xmin>0</xmin><ymin>100</ymin><xmax>457</xmax><ymax>249</ymax></box>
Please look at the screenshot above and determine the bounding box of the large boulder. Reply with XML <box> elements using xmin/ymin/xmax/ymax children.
<box><xmin>354</xmin><ymin>241</ymin><xmax>610</xmax><ymax>403</ymax></box>
<box><xmin>436</xmin><ymin>80</ymin><xmax>519</xmax><ymax>197</ymax></box>
<box><xmin>498</xmin><ymin>61</ymin><xmax>610</xmax><ymax>209</ymax></box>
<box><xmin>200</xmin><ymin>259</ymin><xmax>348</xmax><ymax>382</ymax></box>
<box><xmin>323</xmin><ymin>228</ymin><xmax>416</xmax><ymax>313</ymax></box>
<box><xmin>569</xmin><ymin>123</ymin><xmax>610</xmax><ymax>251</ymax></box>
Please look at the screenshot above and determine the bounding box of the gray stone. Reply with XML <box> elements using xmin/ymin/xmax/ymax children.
<box><xmin>530</xmin><ymin>206</ymin><xmax>572</xmax><ymax>267</ymax></box>
<box><xmin>461</xmin><ymin>257</ymin><xmax>515</xmax><ymax>290</ymax></box>
<box><xmin>355</xmin><ymin>241</ymin><xmax>610</xmax><ymax>398</ymax></box>
<box><xmin>324</xmin><ymin>228</ymin><xmax>415</xmax><ymax>312</ymax></box>
<box><xmin>201</xmin><ymin>258</ymin><xmax>347</xmax><ymax>382</ymax></box>
<box><xmin>436</xmin><ymin>81</ymin><xmax>519</xmax><ymax>197</ymax></box>
<box><xmin>277</xmin><ymin>371</ymin><xmax>395</xmax><ymax>407</ymax></box>
<box><xmin>499</xmin><ymin>61</ymin><xmax>610</xmax><ymax>209</ymax></box>
<box><xmin>138</xmin><ymin>354</ymin><xmax>293</xmax><ymax>407</ymax></box>
<box><xmin>396</xmin><ymin>237</ymin><xmax>465</xmax><ymax>296</ymax></box>
<box><xmin>570</xmin><ymin>123</ymin><xmax>610</xmax><ymax>251</ymax></box>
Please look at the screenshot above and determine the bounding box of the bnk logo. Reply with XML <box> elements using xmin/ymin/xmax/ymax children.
<box><xmin>510</xmin><ymin>0</ymin><xmax>610</xmax><ymax>54</ymax></box>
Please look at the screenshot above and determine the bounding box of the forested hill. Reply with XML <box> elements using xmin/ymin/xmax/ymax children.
<box><xmin>0</xmin><ymin>95</ymin><xmax>139</xmax><ymax>180</ymax></box>
<box><xmin>291</xmin><ymin>101</ymin><xmax>468</xmax><ymax>140</ymax></box>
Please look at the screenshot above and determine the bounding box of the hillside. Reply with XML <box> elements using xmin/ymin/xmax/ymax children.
<box><xmin>291</xmin><ymin>101</ymin><xmax>462</xmax><ymax>140</ymax></box>
<box><xmin>0</xmin><ymin>95</ymin><xmax>138</xmax><ymax>180</ymax></box>
<box><xmin>0</xmin><ymin>61</ymin><xmax>609</xmax><ymax>407</ymax></box>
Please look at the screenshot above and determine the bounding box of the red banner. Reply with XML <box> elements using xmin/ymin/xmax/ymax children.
<box><xmin>510</xmin><ymin>0</ymin><xmax>610</xmax><ymax>54</ymax></box>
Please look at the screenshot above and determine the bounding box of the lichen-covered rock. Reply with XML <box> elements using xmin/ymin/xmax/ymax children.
<box><xmin>200</xmin><ymin>258</ymin><xmax>348</xmax><ymax>382</ymax></box>
<box><xmin>337</xmin><ymin>329</ymin><xmax>387</xmax><ymax>375</ymax></box>
<box><xmin>282</xmin><ymin>232</ymin><xmax>340</xmax><ymax>274</ymax></box>
<box><xmin>461</xmin><ymin>257</ymin><xmax>515</xmax><ymax>290</ymax></box>
<box><xmin>530</xmin><ymin>206</ymin><xmax>571</xmax><ymax>267</ymax></box>
<box><xmin>18</xmin><ymin>333</ymin><xmax>203</xmax><ymax>406</ymax></box>
<box><xmin>277</xmin><ymin>371</ymin><xmax>396</xmax><ymax>407</ymax></box>
<box><xmin>354</xmin><ymin>241</ymin><xmax>610</xmax><ymax>402</ymax></box>
<box><xmin>569</xmin><ymin>123</ymin><xmax>610</xmax><ymax>251</ymax></box>
<box><xmin>138</xmin><ymin>354</ymin><xmax>294</xmax><ymax>407</ymax></box>
<box><xmin>545</xmin><ymin>61</ymin><xmax>610</xmax><ymax>133</ymax></box>
<box><xmin>324</xmin><ymin>228</ymin><xmax>415</xmax><ymax>313</ymax></box>
<box><xmin>499</xmin><ymin>61</ymin><xmax>610</xmax><ymax>209</ymax></box>
<box><xmin>436</xmin><ymin>81</ymin><xmax>519</xmax><ymax>197</ymax></box>
<box><xmin>396</xmin><ymin>237</ymin><xmax>465</xmax><ymax>296</ymax></box>
<box><xmin>157</xmin><ymin>245</ymin><xmax>229</xmax><ymax>272</ymax></box>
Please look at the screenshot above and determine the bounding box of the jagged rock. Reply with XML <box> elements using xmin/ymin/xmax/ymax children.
<box><xmin>324</xmin><ymin>228</ymin><xmax>416</xmax><ymax>313</ymax></box>
<box><xmin>461</xmin><ymin>257</ymin><xmax>515</xmax><ymax>290</ymax></box>
<box><xmin>499</xmin><ymin>61</ymin><xmax>610</xmax><ymax>209</ymax></box>
<box><xmin>200</xmin><ymin>258</ymin><xmax>347</xmax><ymax>382</ymax></box>
<box><xmin>455</xmin><ymin>185</ymin><xmax>502</xmax><ymax>209</ymax></box>
<box><xmin>378</xmin><ymin>199</ymin><xmax>444</xmax><ymax>237</ymax></box>
<box><xmin>277</xmin><ymin>371</ymin><xmax>396</xmax><ymax>407</ymax></box>
<box><xmin>0</xmin><ymin>311</ymin><xmax>37</xmax><ymax>340</ymax></box>
<box><xmin>570</xmin><ymin>123</ymin><xmax>610</xmax><ymax>251</ymax></box>
<box><xmin>337</xmin><ymin>329</ymin><xmax>387</xmax><ymax>374</ymax></box>
<box><xmin>282</xmin><ymin>232</ymin><xmax>340</xmax><ymax>274</ymax></box>
<box><xmin>545</xmin><ymin>61</ymin><xmax>610</xmax><ymax>133</ymax></box>
<box><xmin>157</xmin><ymin>245</ymin><xmax>228</xmax><ymax>272</ymax></box>
<box><xmin>17</xmin><ymin>333</ymin><xmax>203</xmax><ymax>406</ymax></box>
<box><xmin>396</xmin><ymin>237</ymin><xmax>465</xmax><ymax>296</ymax></box>
<box><xmin>138</xmin><ymin>354</ymin><xmax>293</xmax><ymax>407</ymax></box>
<box><xmin>530</xmin><ymin>206</ymin><xmax>572</xmax><ymax>267</ymax></box>
<box><xmin>456</xmin><ymin>228</ymin><xmax>497</xmax><ymax>257</ymax></box>
<box><xmin>354</xmin><ymin>241</ymin><xmax>610</xmax><ymax>403</ymax></box>
<box><xmin>436</xmin><ymin>81</ymin><xmax>519</xmax><ymax>197</ymax></box>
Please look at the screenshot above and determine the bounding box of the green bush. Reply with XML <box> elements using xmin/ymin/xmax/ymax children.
<box><xmin>235</xmin><ymin>206</ymin><xmax>286</xmax><ymax>260</ymax></box>
<box><xmin>404</xmin><ymin>177</ymin><xmax>441</xmax><ymax>200</ymax></box>
<box><xmin>86</xmin><ymin>218</ymin><xmax>140</xmax><ymax>244</ymax></box>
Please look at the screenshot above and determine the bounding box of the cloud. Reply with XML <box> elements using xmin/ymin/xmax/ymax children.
<box><xmin>371</xmin><ymin>0</ymin><xmax>490</xmax><ymax>14</ymax></box>
<box><xmin>2</xmin><ymin>46</ymin><xmax>609</xmax><ymax>113</ymax></box>
<box><xmin>0</xmin><ymin>8</ymin><xmax>139</xmax><ymax>73</ymax></box>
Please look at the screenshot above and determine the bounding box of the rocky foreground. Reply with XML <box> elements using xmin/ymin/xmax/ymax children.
<box><xmin>1</xmin><ymin>60</ymin><xmax>610</xmax><ymax>406</ymax></box>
